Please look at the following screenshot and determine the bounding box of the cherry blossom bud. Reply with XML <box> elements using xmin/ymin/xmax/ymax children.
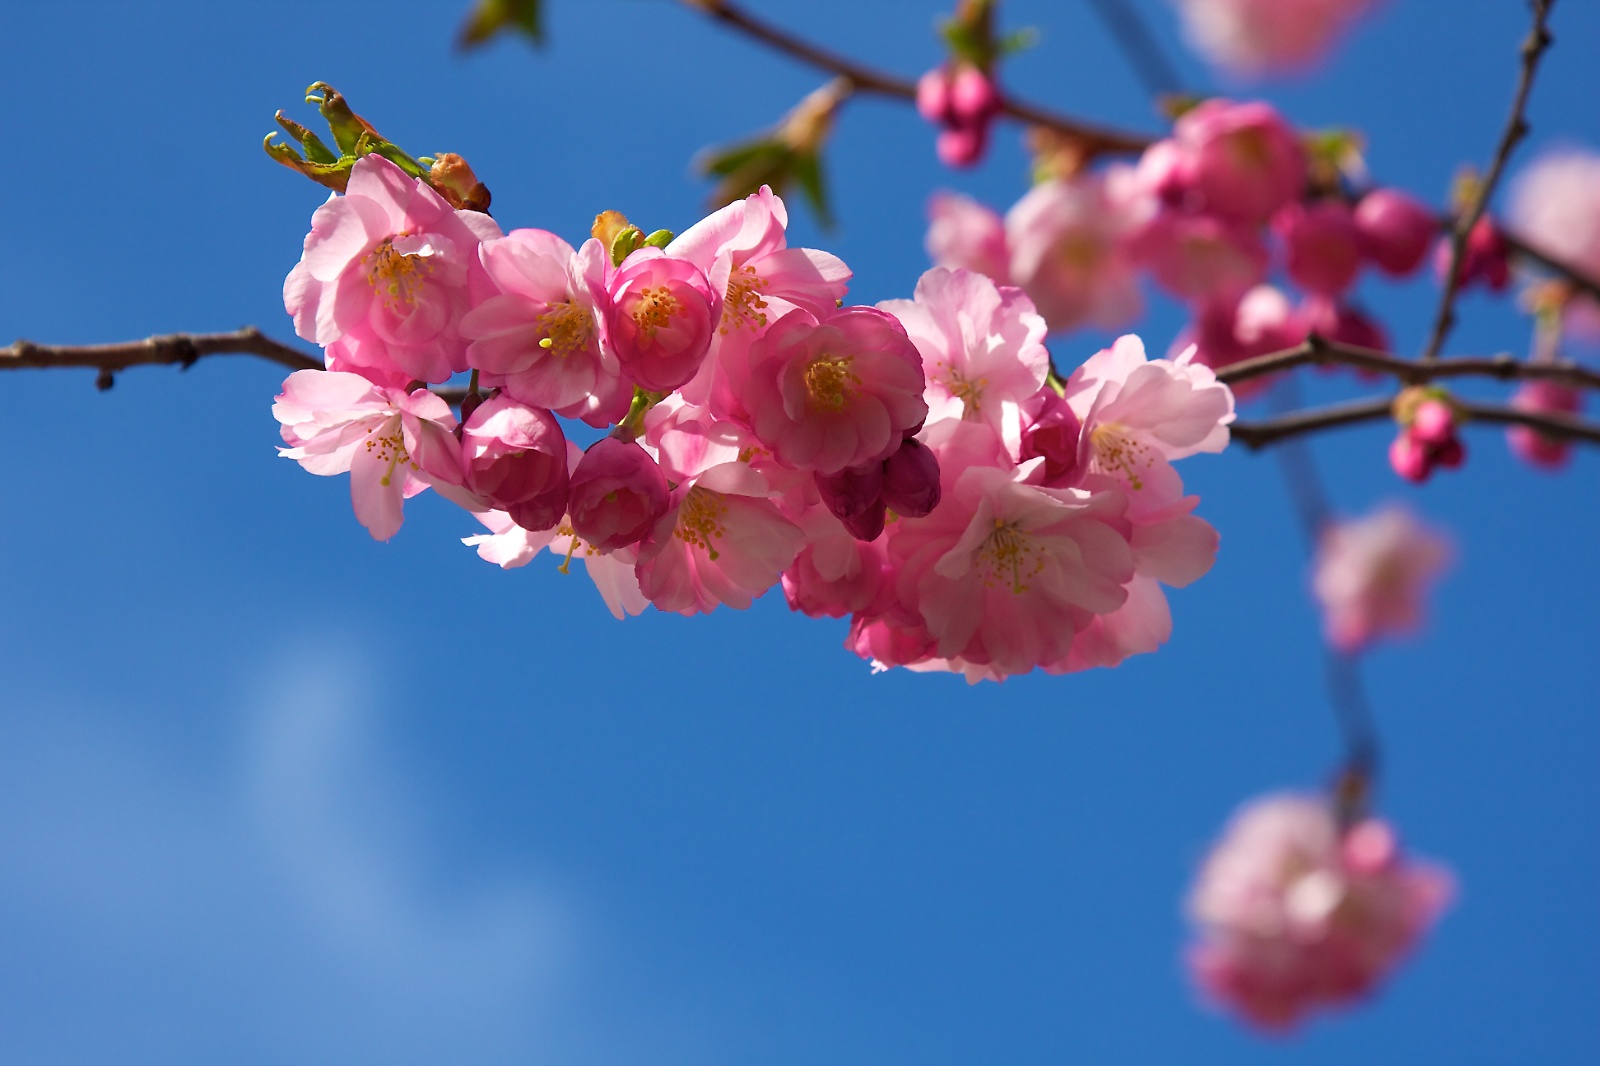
<box><xmin>606</xmin><ymin>250</ymin><xmax>718</xmax><ymax>392</ymax></box>
<box><xmin>1508</xmin><ymin>380</ymin><xmax>1582</xmax><ymax>469</ymax></box>
<box><xmin>841</xmin><ymin>497</ymin><xmax>888</xmax><ymax>541</ymax></box>
<box><xmin>1274</xmin><ymin>199</ymin><xmax>1362</xmax><ymax>295</ymax></box>
<box><xmin>1388</xmin><ymin>431</ymin><xmax>1430</xmax><ymax>483</ymax></box>
<box><xmin>568</xmin><ymin>437</ymin><xmax>671</xmax><ymax>551</ymax></box>
<box><xmin>1435</xmin><ymin>216</ymin><xmax>1510</xmax><ymax>292</ymax></box>
<box><xmin>427</xmin><ymin>152</ymin><xmax>491</xmax><ymax>213</ymax></box>
<box><xmin>1019</xmin><ymin>390</ymin><xmax>1084</xmax><ymax>485</ymax></box>
<box><xmin>1354</xmin><ymin>188</ymin><xmax>1436</xmax><ymax>276</ymax></box>
<box><xmin>916</xmin><ymin>67</ymin><xmax>953</xmax><ymax>123</ymax></box>
<box><xmin>459</xmin><ymin>395</ymin><xmax>569</xmax><ymax>532</ymax></box>
<box><xmin>936</xmin><ymin>125</ymin><xmax>988</xmax><ymax>168</ymax></box>
<box><xmin>880</xmin><ymin>438</ymin><xmax>942</xmax><ymax>518</ymax></box>
<box><xmin>1409</xmin><ymin>399</ymin><xmax>1456</xmax><ymax>447</ymax></box>
<box><xmin>948</xmin><ymin>66</ymin><xmax>1002</xmax><ymax>125</ymax></box>
<box><xmin>815</xmin><ymin>462</ymin><xmax>884</xmax><ymax>524</ymax></box>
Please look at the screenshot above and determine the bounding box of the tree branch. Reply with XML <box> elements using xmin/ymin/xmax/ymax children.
<box><xmin>679</xmin><ymin>0</ymin><xmax>1155</xmax><ymax>158</ymax></box>
<box><xmin>1231</xmin><ymin>394</ymin><xmax>1600</xmax><ymax>450</ymax></box>
<box><xmin>1213</xmin><ymin>333</ymin><xmax>1600</xmax><ymax>391</ymax></box>
<box><xmin>1421</xmin><ymin>0</ymin><xmax>1555</xmax><ymax>362</ymax></box>
<box><xmin>3</xmin><ymin>328</ymin><xmax>320</xmax><ymax>389</ymax></box>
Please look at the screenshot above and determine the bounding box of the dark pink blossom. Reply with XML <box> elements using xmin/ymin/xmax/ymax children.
<box><xmin>1173</xmin><ymin>100</ymin><xmax>1307</xmax><ymax>223</ymax></box>
<box><xmin>567</xmin><ymin>437</ymin><xmax>671</xmax><ymax>552</ymax></box>
<box><xmin>459</xmin><ymin>394</ymin><xmax>569</xmax><ymax>532</ymax></box>
<box><xmin>606</xmin><ymin>248</ymin><xmax>719</xmax><ymax>392</ymax></box>
<box><xmin>1275</xmin><ymin>200</ymin><xmax>1363</xmax><ymax>295</ymax></box>
<box><xmin>1354</xmin><ymin>188</ymin><xmax>1436</xmax><ymax>277</ymax></box>
<box><xmin>1508</xmin><ymin>380</ymin><xmax>1582</xmax><ymax>469</ymax></box>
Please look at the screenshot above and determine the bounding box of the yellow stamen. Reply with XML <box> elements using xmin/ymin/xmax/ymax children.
<box><xmin>720</xmin><ymin>263</ymin><xmax>771</xmax><ymax>335</ymax></box>
<box><xmin>674</xmin><ymin>486</ymin><xmax>728</xmax><ymax>561</ymax></box>
<box><xmin>978</xmin><ymin>517</ymin><xmax>1045</xmax><ymax>595</ymax></box>
<box><xmin>804</xmin><ymin>356</ymin><xmax>860</xmax><ymax>412</ymax></box>
<box><xmin>363</xmin><ymin>237</ymin><xmax>435</xmax><ymax>311</ymax></box>
<box><xmin>535</xmin><ymin>299</ymin><xmax>595</xmax><ymax>357</ymax></box>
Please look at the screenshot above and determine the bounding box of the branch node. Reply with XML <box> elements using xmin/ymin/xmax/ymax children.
<box><xmin>95</xmin><ymin>368</ymin><xmax>115</xmax><ymax>392</ymax></box>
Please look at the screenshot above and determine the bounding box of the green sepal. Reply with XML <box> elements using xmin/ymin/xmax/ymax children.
<box><xmin>609</xmin><ymin>226</ymin><xmax>644</xmax><ymax>267</ymax></box>
<box><xmin>642</xmin><ymin>229</ymin><xmax>675</xmax><ymax>250</ymax></box>
<box><xmin>458</xmin><ymin>0</ymin><xmax>544</xmax><ymax>49</ymax></box>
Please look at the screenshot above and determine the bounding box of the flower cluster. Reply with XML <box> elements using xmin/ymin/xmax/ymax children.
<box><xmin>1187</xmin><ymin>792</ymin><xmax>1452</xmax><ymax>1030</ymax></box>
<box><xmin>275</xmin><ymin>154</ymin><xmax>1234</xmax><ymax>679</ymax></box>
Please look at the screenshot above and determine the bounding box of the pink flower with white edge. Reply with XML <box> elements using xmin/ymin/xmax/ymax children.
<box><xmin>1508</xmin><ymin>380</ymin><xmax>1582</xmax><ymax>470</ymax></box>
<box><xmin>459</xmin><ymin>394</ymin><xmax>569</xmax><ymax>532</ymax></box>
<box><xmin>1173</xmin><ymin>100</ymin><xmax>1307</xmax><ymax>223</ymax></box>
<box><xmin>926</xmin><ymin>191</ymin><xmax>1011</xmax><ymax>284</ymax></box>
<box><xmin>1005</xmin><ymin>173</ymin><xmax>1145</xmax><ymax>333</ymax></box>
<box><xmin>567</xmin><ymin>437</ymin><xmax>672</xmax><ymax>552</ymax></box>
<box><xmin>1312</xmin><ymin>505</ymin><xmax>1451</xmax><ymax>652</ymax></box>
<box><xmin>1354</xmin><ymin>188</ymin><xmax>1437</xmax><ymax>277</ymax></box>
<box><xmin>461</xmin><ymin>508</ymin><xmax>559</xmax><ymax>570</ymax></box>
<box><xmin>1187</xmin><ymin>792</ymin><xmax>1452</xmax><ymax>1031</ymax></box>
<box><xmin>1274</xmin><ymin>200</ymin><xmax>1363</xmax><ymax>295</ymax></box>
<box><xmin>1510</xmin><ymin>147</ymin><xmax>1600</xmax><ymax>334</ymax></box>
<box><xmin>462</xmin><ymin>229</ymin><xmax>624</xmax><ymax>421</ymax></box>
<box><xmin>1172</xmin><ymin>0</ymin><xmax>1381</xmax><ymax>80</ymax></box>
<box><xmin>879</xmin><ymin>267</ymin><xmax>1049</xmax><ymax>456</ymax></box>
<box><xmin>1065</xmin><ymin>335</ymin><xmax>1236</xmax><ymax>494</ymax></box>
<box><xmin>606</xmin><ymin>248</ymin><xmax>719</xmax><ymax>392</ymax></box>
<box><xmin>888</xmin><ymin>464</ymin><xmax>1134</xmax><ymax>679</ymax></box>
<box><xmin>284</xmin><ymin>154</ymin><xmax>501</xmax><ymax>384</ymax></box>
<box><xmin>274</xmin><ymin>369</ymin><xmax>463</xmax><ymax>542</ymax></box>
<box><xmin>736</xmin><ymin>306</ymin><xmax>928</xmax><ymax>475</ymax></box>
<box><xmin>1133</xmin><ymin>209</ymin><xmax>1270</xmax><ymax>301</ymax></box>
<box><xmin>635</xmin><ymin>461</ymin><xmax>805</xmax><ymax>615</ymax></box>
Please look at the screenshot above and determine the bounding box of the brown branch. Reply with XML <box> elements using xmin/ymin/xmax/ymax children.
<box><xmin>1214</xmin><ymin>334</ymin><xmax>1600</xmax><ymax>391</ymax></box>
<box><xmin>1421</xmin><ymin>0</ymin><xmax>1555</xmax><ymax>362</ymax></box>
<box><xmin>1501</xmin><ymin>229</ymin><xmax>1600</xmax><ymax>305</ymax></box>
<box><xmin>3</xmin><ymin>328</ymin><xmax>320</xmax><ymax>389</ymax></box>
<box><xmin>680</xmin><ymin>0</ymin><xmax>1155</xmax><ymax>158</ymax></box>
<box><xmin>1231</xmin><ymin>394</ymin><xmax>1600</xmax><ymax>450</ymax></box>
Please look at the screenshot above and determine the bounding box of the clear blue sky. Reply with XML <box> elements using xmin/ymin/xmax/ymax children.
<box><xmin>1</xmin><ymin>2</ymin><xmax>1596</xmax><ymax>1062</ymax></box>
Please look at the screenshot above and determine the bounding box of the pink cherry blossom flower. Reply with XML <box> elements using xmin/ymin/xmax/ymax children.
<box><xmin>635</xmin><ymin>461</ymin><xmax>805</xmax><ymax>615</ymax></box>
<box><xmin>1005</xmin><ymin>173</ymin><xmax>1145</xmax><ymax>332</ymax></box>
<box><xmin>606</xmin><ymin>248</ymin><xmax>719</xmax><ymax>392</ymax></box>
<box><xmin>917</xmin><ymin>66</ymin><xmax>1002</xmax><ymax>168</ymax></box>
<box><xmin>1172</xmin><ymin>0</ymin><xmax>1382</xmax><ymax>80</ymax></box>
<box><xmin>1171</xmin><ymin>287</ymin><xmax>1306</xmax><ymax>395</ymax></box>
<box><xmin>284</xmin><ymin>154</ymin><xmax>502</xmax><ymax>383</ymax></box>
<box><xmin>736</xmin><ymin>306</ymin><xmax>928</xmax><ymax>475</ymax></box>
<box><xmin>1019</xmin><ymin>390</ymin><xmax>1085</xmax><ymax>487</ymax></box>
<box><xmin>926</xmin><ymin>191</ymin><xmax>1011</xmax><ymax>284</ymax></box>
<box><xmin>783</xmin><ymin>505</ymin><xmax>886</xmax><ymax>618</ymax></box>
<box><xmin>461</xmin><ymin>508</ymin><xmax>559</xmax><ymax>569</ymax></box>
<box><xmin>888</xmin><ymin>464</ymin><xmax>1134</xmax><ymax>678</ymax></box>
<box><xmin>1172</xmin><ymin>100</ymin><xmax>1307</xmax><ymax>223</ymax></box>
<box><xmin>1508</xmin><ymin>380</ymin><xmax>1583</xmax><ymax>469</ymax></box>
<box><xmin>460</xmin><ymin>510</ymin><xmax>649</xmax><ymax>619</ymax></box>
<box><xmin>1510</xmin><ymin>147</ymin><xmax>1600</xmax><ymax>334</ymax></box>
<box><xmin>1187</xmin><ymin>792</ymin><xmax>1452</xmax><ymax>1031</ymax></box>
<box><xmin>1065</xmin><ymin>335</ymin><xmax>1236</xmax><ymax>494</ymax></box>
<box><xmin>461</xmin><ymin>228</ymin><xmax>626</xmax><ymax>423</ymax></box>
<box><xmin>1354</xmin><ymin>188</ymin><xmax>1437</xmax><ymax>277</ymax></box>
<box><xmin>567</xmin><ymin>437</ymin><xmax>672</xmax><ymax>552</ymax></box>
<box><xmin>1133</xmin><ymin>209</ymin><xmax>1270</xmax><ymax>302</ymax></box>
<box><xmin>1274</xmin><ymin>199</ymin><xmax>1363</xmax><ymax>295</ymax></box>
<box><xmin>458</xmin><ymin>394</ymin><xmax>569</xmax><ymax>532</ymax></box>
<box><xmin>880</xmin><ymin>267</ymin><xmax>1050</xmax><ymax>455</ymax></box>
<box><xmin>1313</xmin><ymin>505</ymin><xmax>1451</xmax><ymax>652</ymax></box>
<box><xmin>274</xmin><ymin>369</ymin><xmax>463</xmax><ymax>541</ymax></box>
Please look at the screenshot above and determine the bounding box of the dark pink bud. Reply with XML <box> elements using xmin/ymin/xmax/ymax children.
<box><xmin>880</xmin><ymin>438</ymin><xmax>942</xmax><ymax>518</ymax></box>
<box><xmin>815</xmin><ymin>462</ymin><xmax>884</xmax><ymax>523</ymax></box>
<box><xmin>948</xmin><ymin>66</ymin><xmax>1001</xmax><ymax>124</ymax></box>
<box><xmin>1435</xmin><ymin>216</ymin><xmax>1510</xmax><ymax>292</ymax></box>
<box><xmin>936</xmin><ymin>124</ymin><xmax>988</xmax><ymax>168</ymax></box>
<box><xmin>1434</xmin><ymin>435</ymin><xmax>1465</xmax><ymax>469</ymax></box>
<box><xmin>1298</xmin><ymin>297</ymin><xmax>1390</xmax><ymax>360</ymax></box>
<box><xmin>1275</xmin><ymin>200</ymin><xmax>1362</xmax><ymax>296</ymax></box>
<box><xmin>1410</xmin><ymin>399</ymin><xmax>1456</xmax><ymax>447</ymax></box>
<box><xmin>1389</xmin><ymin>430</ymin><xmax>1431</xmax><ymax>483</ymax></box>
<box><xmin>1019</xmin><ymin>391</ymin><xmax>1084</xmax><ymax>485</ymax></box>
<box><xmin>460</xmin><ymin>395</ymin><xmax>570</xmax><ymax>532</ymax></box>
<box><xmin>841</xmin><ymin>497</ymin><xmax>888</xmax><ymax>541</ymax></box>
<box><xmin>846</xmin><ymin>614</ymin><xmax>935</xmax><ymax>667</ymax></box>
<box><xmin>1354</xmin><ymin>188</ymin><xmax>1436</xmax><ymax>276</ymax></box>
<box><xmin>916</xmin><ymin>68</ymin><xmax>953</xmax><ymax>123</ymax></box>
<box><xmin>606</xmin><ymin>251</ymin><xmax>718</xmax><ymax>392</ymax></box>
<box><xmin>1508</xmin><ymin>380</ymin><xmax>1581</xmax><ymax>470</ymax></box>
<box><xmin>568</xmin><ymin>437</ymin><xmax>670</xmax><ymax>551</ymax></box>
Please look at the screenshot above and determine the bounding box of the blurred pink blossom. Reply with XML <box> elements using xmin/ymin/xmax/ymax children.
<box><xmin>1510</xmin><ymin>146</ymin><xmax>1600</xmax><ymax>335</ymax></box>
<box><xmin>925</xmin><ymin>191</ymin><xmax>1011</xmax><ymax>285</ymax></box>
<box><xmin>1508</xmin><ymin>380</ymin><xmax>1583</xmax><ymax>469</ymax></box>
<box><xmin>1171</xmin><ymin>0</ymin><xmax>1382</xmax><ymax>79</ymax></box>
<box><xmin>1005</xmin><ymin>172</ymin><xmax>1146</xmax><ymax>332</ymax></box>
<box><xmin>1312</xmin><ymin>505</ymin><xmax>1451</xmax><ymax>652</ymax></box>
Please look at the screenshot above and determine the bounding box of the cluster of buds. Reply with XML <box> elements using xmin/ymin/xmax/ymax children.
<box><xmin>1389</xmin><ymin>387</ymin><xmax>1465</xmax><ymax>483</ymax></box>
<box><xmin>274</xmin><ymin>146</ymin><xmax>1238</xmax><ymax>680</ymax></box>
<box><xmin>916</xmin><ymin>0</ymin><xmax>1007</xmax><ymax>167</ymax></box>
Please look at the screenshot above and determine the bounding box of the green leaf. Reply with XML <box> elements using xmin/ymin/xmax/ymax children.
<box><xmin>458</xmin><ymin>0</ymin><xmax>543</xmax><ymax>49</ymax></box>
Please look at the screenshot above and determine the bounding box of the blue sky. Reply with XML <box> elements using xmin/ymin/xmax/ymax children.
<box><xmin>1</xmin><ymin>1</ymin><xmax>1597</xmax><ymax>1062</ymax></box>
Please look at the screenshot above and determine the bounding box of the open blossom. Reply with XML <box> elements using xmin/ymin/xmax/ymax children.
<box><xmin>567</xmin><ymin>437</ymin><xmax>672</xmax><ymax>552</ymax></box>
<box><xmin>1188</xmin><ymin>793</ymin><xmax>1452</xmax><ymax>1031</ymax></box>
<box><xmin>462</xmin><ymin>228</ymin><xmax>626</xmax><ymax>424</ymax></box>
<box><xmin>1172</xmin><ymin>0</ymin><xmax>1381</xmax><ymax>79</ymax></box>
<box><xmin>1510</xmin><ymin>147</ymin><xmax>1600</xmax><ymax>333</ymax></box>
<box><xmin>880</xmin><ymin>267</ymin><xmax>1050</xmax><ymax>455</ymax></box>
<box><xmin>284</xmin><ymin>154</ymin><xmax>501</xmax><ymax>384</ymax></box>
<box><xmin>1005</xmin><ymin>172</ymin><xmax>1145</xmax><ymax>333</ymax></box>
<box><xmin>735</xmin><ymin>306</ymin><xmax>928</xmax><ymax>475</ymax></box>
<box><xmin>926</xmin><ymin>191</ymin><xmax>1011</xmax><ymax>284</ymax></box>
<box><xmin>1172</xmin><ymin>100</ymin><xmax>1307</xmax><ymax>223</ymax></box>
<box><xmin>458</xmin><ymin>394</ymin><xmax>569</xmax><ymax>532</ymax></box>
<box><xmin>274</xmin><ymin>369</ymin><xmax>463</xmax><ymax>541</ymax></box>
<box><xmin>1274</xmin><ymin>200</ymin><xmax>1363</xmax><ymax>295</ymax></box>
<box><xmin>606</xmin><ymin>248</ymin><xmax>719</xmax><ymax>392</ymax></box>
<box><xmin>782</xmin><ymin>503</ymin><xmax>886</xmax><ymax>618</ymax></box>
<box><xmin>1313</xmin><ymin>505</ymin><xmax>1451</xmax><ymax>652</ymax></box>
<box><xmin>1133</xmin><ymin>210</ymin><xmax>1270</xmax><ymax>302</ymax></box>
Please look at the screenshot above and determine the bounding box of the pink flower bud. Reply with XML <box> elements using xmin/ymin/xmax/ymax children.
<box><xmin>1388</xmin><ymin>430</ymin><xmax>1431</xmax><ymax>483</ymax></box>
<box><xmin>1019</xmin><ymin>391</ymin><xmax>1084</xmax><ymax>485</ymax></box>
<box><xmin>1274</xmin><ymin>200</ymin><xmax>1362</xmax><ymax>295</ymax></box>
<box><xmin>846</xmin><ymin>614</ymin><xmax>936</xmax><ymax>668</ymax></box>
<box><xmin>1342</xmin><ymin>819</ymin><xmax>1398</xmax><ymax>876</ymax></box>
<box><xmin>1434</xmin><ymin>215</ymin><xmax>1510</xmax><ymax>292</ymax></box>
<box><xmin>948</xmin><ymin>66</ymin><xmax>1001</xmax><ymax>124</ymax></box>
<box><xmin>1354</xmin><ymin>188</ymin><xmax>1436</xmax><ymax>276</ymax></box>
<box><xmin>1174</xmin><ymin>100</ymin><xmax>1307</xmax><ymax>223</ymax></box>
<box><xmin>841</xmin><ymin>497</ymin><xmax>888</xmax><ymax>541</ymax></box>
<box><xmin>1409</xmin><ymin>399</ymin><xmax>1456</xmax><ymax>447</ymax></box>
<box><xmin>815</xmin><ymin>462</ymin><xmax>884</xmax><ymax>524</ymax></box>
<box><xmin>459</xmin><ymin>394</ymin><xmax>569</xmax><ymax>532</ymax></box>
<box><xmin>1508</xmin><ymin>380</ymin><xmax>1582</xmax><ymax>469</ymax></box>
<box><xmin>936</xmin><ymin>124</ymin><xmax>988</xmax><ymax>168</ymax></box>
<box><xmin>880</xmin><ymin>438</ymin><xmax>942</xmax><ymax>518</ymax></box>
<box><xmin>1434</xmin><ymin>435</ymin><xmax>1465</xmax><ymax>469</ymax></box>
<box><xmin>568</xmin><ymin>437</ymin><xmax>671</xmax><ymax>551</ymax></box>
<box><xmin>606</xmin><ymin>250</ymin><xmax>718</xmax><ymax>392</ymax></box>
<box><xmin>1298</xmin><ymin>296</ymin><xmax>1389</xmax><ymax>354</ymax></box>
<box><xmin>916</xmin><ymin>67</ymin><xmax>953</xmax><ymax>123</ymax></box>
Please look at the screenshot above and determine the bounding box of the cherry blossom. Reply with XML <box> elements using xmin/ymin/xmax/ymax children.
<box><xmin>1312</xmin><ymin>505</ymin><xmax>1451</xmax><ymax>652</ymax></box>
<box><xmin>1004</xmin><ymin>172</ymin><xmax>1145</xmax><ymax>332</ymax></box>
<box><xmin>458</xmin><ymin>394</ymin><xmax>570</xmax><ymax>532</ymax></box>
<box><xmin>1172</xmin><ymin>0</ymin><xmax>1382</xmax><ymax>79</ymax></box>
<box><xmin>606</xmin><ymin>248</ymin><xmax>719</xmax><ymax>392</ymax></box>
<box><xmin>1508</xmin><ymin>380</ymin><xmax>1583</xmax><ymax>469</ymax></box>
<box><xmin>925</xmin><ymin>191</ymin><xmax>1011</xmax><ymax>285</ymax></box>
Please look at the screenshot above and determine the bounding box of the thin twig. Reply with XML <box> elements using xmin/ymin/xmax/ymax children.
<box><xmin>680</xmin><ymin>0</ymin><xmax>1155</xmax><ymax>158</ymax></box>
<box><xmin>1232</xmin><ymin>394</ymin><xmax>1600</xmax><ymax>450</ymax></box>
<box><xmin>1083</xmin><ymin>0</ymin><xmax>1186</xmax><ymax>100</ymax></box>
<box><xmin>1421</xmin><ymin>0</ymin><xmax>1556</xmax><ymax>362</ymax></box>
<box><xmin>3</xmin><ymin>328</ymin><xmax>320</xmax><ymax>389</ymax></box>
<box><xmin>1214</xmin><ymin>333</ymin><xmax>1600</xmax><ymax>391</ymax></box>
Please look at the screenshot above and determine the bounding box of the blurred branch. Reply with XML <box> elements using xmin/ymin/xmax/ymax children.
<box><xmin>1231</xmin><ymin>394</ymin><xmax>1600</xmax><ymax>450</ymax></box>
<box><xmin>3</xmin><ymin>329</ymin><xmax>320</xmax><ymax>390</ymax></box>
<box><xmin>1214</xmin><ymin>334</ymin><xmax>1600</xmax><ymax>391</ymax></box>
<box><xmin>1421</xmin><ymin>0</ymin><xmax>1555</xmax><ymax>362</ymax></box>
<box><xmin>1083</xmin><ymin>0</ymin><xmax>1186</xmax><ymax>100</ymax></box>
<box><xmin>679</xmin><ymin>0</ymin><xmax>1155</xmax><ymax>158</ymax></box>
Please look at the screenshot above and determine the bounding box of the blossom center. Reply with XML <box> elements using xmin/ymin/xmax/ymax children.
<box><xmin>364</xmin><ymin>237</ymin><xmax>434</xmax><ymax>310</ymax></box>
<box><xmin>1090</xmin><ymin>423</ymin><xmax>1153</xmax><ymax>490</ymax></box>
<box><xmin>721</xmin><ymin>263</ymin><xmax>771</xmax><ymax>335</ymax></box>
<box><xmin>631</xmin><ymin>286</ymin><xmax>682</xmax><ymax>342</ymax></box>
<box><xmin>535</xmin><ymin>299</ymin><xmax>595</xmax><ymax>357</ymax></box>
<box><xmin>675</xmin><ymin>486</ymin><xmax>728</xmax><ymax>560</ymax></box>
<box><xmin>936</xmin><ymin>362</ymin><xmax>987</xmax><ymax>416</ymax></box>
<box><xmin>804</xmin><ymin>356</ymin><xmax>860</xmax><ymax>411</ymax></box>
<box><xmin>978</xmin><ymin>517</ymin><xmax>1044</xmax><ymax>595</ymax></box>
<box><xmin>363</xmin><ymin>420</ymin><xmax>417</xmax><ymax>488</ymax></box>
